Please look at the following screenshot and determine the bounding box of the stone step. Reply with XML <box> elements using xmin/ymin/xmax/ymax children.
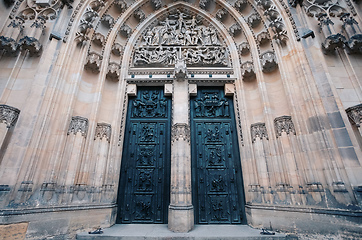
<box><xmin>77</xmin><ymin>224</ymin><xmax>287</xmax><ymax>240</ymax></box>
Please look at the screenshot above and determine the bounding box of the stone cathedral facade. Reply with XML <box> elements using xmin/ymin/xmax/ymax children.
<box><xmin>0</xmin><ymin>0</ymin><xmax>361</xmax><ymax>239</ymax></box>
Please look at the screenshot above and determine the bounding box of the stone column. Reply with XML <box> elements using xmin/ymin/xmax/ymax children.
<box><xmin>168</xmin><ymin>60</ymin><xmax>194</xmax><ymax>232</ymax></box>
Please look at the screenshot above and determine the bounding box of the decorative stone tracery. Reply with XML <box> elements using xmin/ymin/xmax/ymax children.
<box><xmin>95</xmin><ymin>123</ymin><xmax>111</xmax><ymax>142</ymax></box>
<box><xmin>251</xmin><ymin>123</ymin><xmax>268</xmax><ymax>143</ymax></box>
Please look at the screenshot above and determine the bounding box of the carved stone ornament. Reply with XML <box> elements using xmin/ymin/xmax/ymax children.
<box><xmin>199</xmin><ymin>0</ymin><xmax>211</xmax><ymax>10</ymax></box>
<box><xmin>95</xmin><ymin>123</ymin><xmax>111</xmax><ymax>142</ymax></box>
<box><xmin>134</xmin><ymin>9</ymin><xmax>146</xmax><ymax>22</ymax></box>
<box><xmin>234</xmin><ymin>0</ymin><xmax>248</xmax><ymax>12</ymax></box>
<box><xmin>75</xmin><ymin>32</ymin><xmax>90</xmax><ymax>45</ymax></box>
<box><xmin>269</xmin><ymin>19</ymin><xmax>285</xmax><ymax>34</ymax></box>
<box><xmin>111</xmin><ymin>43</ymin><xmax>123</xmax><ymax>56</ymax></box>
<box><xmin>264</xmin><ymin>6</ymin><xmax>279</xmax><ymax>21</ymax></box>
<box><xmin>257</xmin><ymin>31</ymin><xmax>271</xmax><ymax>45</ymax></box>
<box><xmin>106</xmin><ymin>62</ymin><xmax>121</xmax><ymax>80</ymax></box>
<box><xmin>151</xmin><ymin>0</ymin><xmax>162</xmax><ymax>10</ymax></box>
<box><xmin>274</xmin><ymin>115</ymin><xmax>296</xmax><ymax>137</ymax></box>
<box><xmin>248</xmin><ymin>13</ymin><xmax>261</xmax><ymax>28</ymax></box>
<box><xmin>341</xmin><ymin>14</ymin><xmax>362</xmax><ymax>54</ymax></box>
<box><xmin>114</xmin><ymin>0</ymin><xmax>127</xmax><ymax>12</ymax></box>
<box><xmin>84</xmin><ymin>52</ymin><xmax>102</xmax><ymax>73</ymax></box>
<box><xmin>18</xmin><ymin>36</ymin><xmax>43</xmax><ymax>56</ymax></box>
<box><xmin>89</xmin><ymin>0</ymin><xmax>105</xmax><ymax>12</ymax></box>
<box><xmin>256</xmin><ymin>0</ymin><xmax>273</xmax><ymax>11</ymax></box>
<box><xmin>273</xmin><ymin>30</ymin><xmax>289</xmax><ymax>45</ymax></box>
<box><xmin>260</xmin><ymin>51</ymin><xmax>278</xmax><ymax>73</ymax></box>
<box><xmin>304</xmin><ymin>0</ymin><xmax>348</xmax><ymax>18</ymax></box>
<box><xmin>216</xmin><ymin>9</ymin><xmax>227</xmax><ymax>21</ymax></box>
<box><xmin>239</xmin><ymin>42</ymin><xmax>250</xmax><ymax>55</ymax></box>
<box><xmin>4</xmin><ymin>0</ymin><xmax>16</xmax><ymax>7</ymax></box>
<box><xmin>92</xmin><ymin>32</ymin><xmax>105</xmax><ymax>46</ymax></box>
<box><xmin>174</xmin><ymin>57</ymin><xmax>188</xmax><ymax>81</ymax></box>
<box><xmin>251</xmin><ymin>123</ymin><xmax>268</xmax><ymax>143</ymax></box>
<box><xmin>229</xmin><ymin>23</ymin><xmax>242</xmax><ymax>37</ymax></box>
<box><xmin>171</xmin><ymin>123</ymin><xmax>190</xmax><ymax>142</ymax></box>
<box><xmin>101</xmin><ymin>14</ymin><xmax>115</xmax><ymax>28</ymax></box>
<box><xmin>0</xmin><ymin>17</ymin><xmax>24</xmax><ymax>53</ymax></box>
<box><xmin>241</xmin><ymin>61</ymin><xmax>256</xmax><ymax>81</ymax></box>
<box><xmin>67</xmin><ymin>116</ymin><xmax>89</xmax><ymax>137</ymax></box>
<box><xmin>346</xmin><ymin>103</ymin><xmax>362</xmax><ymax>127</ymax></box>
<box><xmin>120</xmin><ymin>24</ymin><xmax>132</xmax><ymax>38</ymax></box>
<box><xmin>0</xmin><ymin>104</ymin><xmax>20</xmax><ymax>128</ymax></box>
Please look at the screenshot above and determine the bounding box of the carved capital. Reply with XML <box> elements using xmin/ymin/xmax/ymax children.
<box><xmin>274</xmin><ymin>115</ymin><xmax>295</xmax><ymax>137</ymax></box>
<box><xmin>68</xmin><ymin>116</ymin><xmax>89</xmax><ymax>137</ymax></box>
<box><xmin>0</xmin><ymin>36</ymin><xmax>18</xmax><ymax>53</ymax></box>
<box><xmin>95</xmin><ymin>123</ymin><xmax>111</xmax><ymax>142</ymax></box>
<box><xmin>346</xmin><ymin>103</ymin><xmax>362</xmax><ymax>127</ymax></box>
<box><xmin>0</xmin><ymin>104</ymin><xmax>20</xmax><ymax>128</ymax></box>
<box><xmin>241</xmin><ymin>61</ymin><xmax>256</xmax><ymax>81</ymax></box>
<box><xmin>264</xmin><ymin>6</ymin><xmax>279</xmax><ymax>21</ymax></box>
<box><xmin>18</xmin><ymin>36</ymin><xmax>42</xmax><ymax>56</ymax></box>
<box><xmin>251</xmin><ymin>123</ymin><xmax>268</xmax><ymax>143</ymax></box>
<box><xmin>260</xmin><ymin>51</ymin><xmax>278</xmax><ymax>73</ymax></box>
<box><xmin>84</xmin><ymin>52</ymin><xmax>102</xmax><ymax>73</ymax></box>
<box><xmin>172</xmin><ymin>123</ymin><xmax>190</xmax><ymax>142</ymax></box>
<box><xmin>106</xmin><ymin>62</ymin><xmax>120</xmax><ymax>80</ymax></box>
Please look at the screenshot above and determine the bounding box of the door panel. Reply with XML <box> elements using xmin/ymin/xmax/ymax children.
<box><xmin>191</xmin><ymin>87</ymin><xmax>245</xmax><ymax>224</ymax></box>
<box><xmin>117</xmin><ymin>87</ymin><xmax>171</xmax><ymax>224</ymax></box>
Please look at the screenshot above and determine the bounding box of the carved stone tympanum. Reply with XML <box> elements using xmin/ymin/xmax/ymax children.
<box><xmin>68</xmin><ymin>116</ymin><xmax>89</xmax><ymax>137</ymax></box>
<box><xmin>95</xmin><ymin>123</ymin><xmax>111</xmax><ymax>142</ymax></box>
<box><xmin>0</xmin><ymin>104</ymin><xmax>20</xmax><ymax>128</ymax></box>
<box><xmin>133</xmin><ymin>11</ymin><xmax>229</xmax><ymax>67</ymax></box>
<box><xmin>274</xmin><ymin>116</ymin><xmax>296</xmax><ymax>137</ymax></box>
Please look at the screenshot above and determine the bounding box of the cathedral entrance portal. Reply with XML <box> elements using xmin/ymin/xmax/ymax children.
<box><xmin>117</xmin><ymin>87</ymin><xmax>171</xmax><ymax>223</ymax></box>
<box><xmin>191</xmin><ymin>87</ymin><xmax>246</xmax><ymax>224</ymax></box>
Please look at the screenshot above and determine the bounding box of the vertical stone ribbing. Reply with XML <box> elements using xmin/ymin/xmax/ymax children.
<box><xmin>168</xmin><ymin>77</ymin><xmax>194</xmax><ymax>232</ymax></box>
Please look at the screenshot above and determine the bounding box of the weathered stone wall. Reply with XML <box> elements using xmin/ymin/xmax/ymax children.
<box><xmin>0</xmin><ymin>0</ymin><xmax>361</xmax><ymax>238</ymax></box>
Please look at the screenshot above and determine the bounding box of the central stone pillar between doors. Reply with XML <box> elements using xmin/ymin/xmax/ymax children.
<box><xmin>167</xmin><ymin>58</ymin><xmax>194</xmax><ymax>232</ymax></box>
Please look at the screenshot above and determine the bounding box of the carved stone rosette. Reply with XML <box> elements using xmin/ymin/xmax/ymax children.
<box><xmin>67</xmin><ymin>116</ymin><xmax>89</xmax><ymax>137</ymax></box>
<box><xmin>94</xmin><ymin>123</ymin><xmax>111</xmax><ymax>142</ymax></box>
<box><xmin>0</xmin><ymin>104</ymin><xmax>20</xmax><ymax>128</ymax></box>
<box><xmin>260</xmin><ymin>51</ymin><xmax>278</xmax><ymax>73</ymax></box>
<box><xmin>346</xmin><ymin>103</ymin><xmax>362</xmax><ymax>127</ymax></box>
<box><xmin>171</xmin><ymin>123</ymin><xmax>190</xmax><ymax>142</ymax></box>
<box><xmin>251</xmin><ymin>122</ymin><xmax>268</xmax><ymax>143</ymax></box>
<box><xmin>274</xmin><ymin>116</ymin><xmax>296</xmax><ymax>137</ymax></box>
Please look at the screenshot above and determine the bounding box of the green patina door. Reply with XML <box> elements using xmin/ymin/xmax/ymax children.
<box><xmin>191</xmin><ymin>87</ymin><xmax>246</xmax><ymax>224</ymax></box>
<box><xmin>117</xmin><ymin>87</ymin><xmax>171</xmax><ymax>223</ymax></box>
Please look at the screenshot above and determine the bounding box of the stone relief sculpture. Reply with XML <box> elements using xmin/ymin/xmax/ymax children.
<box><xmin>132</xmin><ymin>11</ymin><xmax>229</xmax><ymax>67</ymax></box>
